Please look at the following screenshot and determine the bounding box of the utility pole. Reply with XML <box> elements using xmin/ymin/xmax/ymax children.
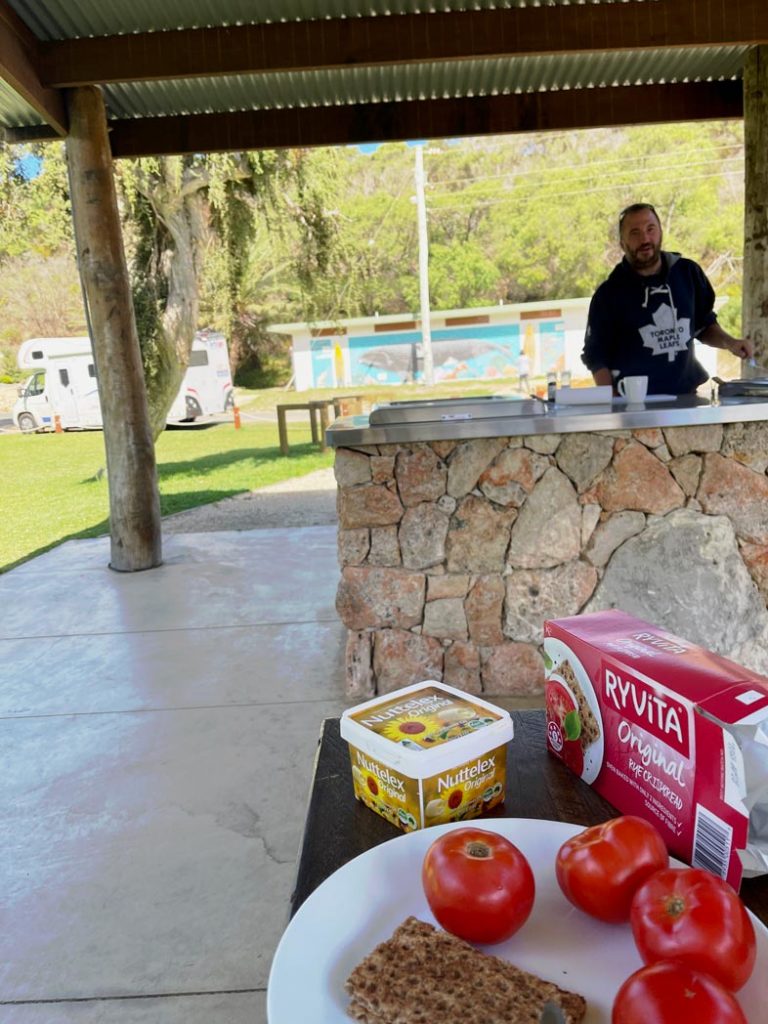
<box><xmin>414</xmin><ymin>144</ymin><xmax>435</xmax><ymax>386</ymax></box>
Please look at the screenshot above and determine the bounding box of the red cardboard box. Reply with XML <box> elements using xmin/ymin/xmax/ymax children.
<box><xmin>544</xmin><ymin>610</ymin><xmax>768</xmax><ymax>891</ymax></box>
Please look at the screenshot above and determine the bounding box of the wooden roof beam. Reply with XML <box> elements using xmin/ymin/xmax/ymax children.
<box><xmin>41</xmin><ymin>0</ymin><xmax>768</xmax><ymax>88</ymax></box>
<box><xmin>103</xmin><ymin>81</ymin><xmax>743</xmax><ymax>159</ymax></box>
<box><xmin>0</xmin><ymin>0</ymin><xmax>66</xmax><ymax>134</ymax></box>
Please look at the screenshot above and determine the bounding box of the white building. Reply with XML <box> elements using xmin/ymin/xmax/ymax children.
<box><xmin>268</xmin><ymin>298</ymin><xmax>594</xmax><ymax>392</ymax></box>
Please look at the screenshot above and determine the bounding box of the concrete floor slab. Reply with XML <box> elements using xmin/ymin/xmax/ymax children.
<box><xmin>0</xmin><ymin>620</ymin><xmax>346</xmax><ymax>717</ymax></box>
<box><xmin>1</xmin><ymin>521</ymin><xmax>354</xmax><ymax>1022</ymax></box>
<box><xmin>0</xmin><ymin>529</ymin><xmax>340</xmax><ymax>639</ymax></box>
<box><xmin>0</xmin><ymin>992</ymin><xmax>266</xmax><ymax>1024</ymax></box>
<box><xmin>1</xmin><ymin>699</ymin><xmax>347</xmax><ymax>1001</ymax></box>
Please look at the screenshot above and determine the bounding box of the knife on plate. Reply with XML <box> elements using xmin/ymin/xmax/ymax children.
<box><xmin>539</xmin><ymin>1002</ymin><xmax>566</xmax><ymax>1024</ymax></box>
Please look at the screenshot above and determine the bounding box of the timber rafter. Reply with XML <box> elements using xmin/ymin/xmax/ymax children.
<box><xmin>0</xmin><ymin>0</ymin><xmax>66</xmax><ymax>135</ymax></box>
<box><xmin>103</xmin><ymin>81</ymin><xmax>744</xmax><ymax>159</ymax></box>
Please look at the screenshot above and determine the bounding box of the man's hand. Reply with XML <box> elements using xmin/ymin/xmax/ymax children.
<box><xmin>726</xmin><ymin>336</ymin><xmax>755</xmax><ymax>360</ymax></box>
<box><xmin>699</xmin><ymin>323</ymin><xmax>754</xmax><ymax>360</ymax></box>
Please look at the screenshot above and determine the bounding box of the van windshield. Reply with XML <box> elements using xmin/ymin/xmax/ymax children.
<box><xmin>25</xmin><ymin>372</ymin><xmax>45</xmax><ymax>397</ymax></box>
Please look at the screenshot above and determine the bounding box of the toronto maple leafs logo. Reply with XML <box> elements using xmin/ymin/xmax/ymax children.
<box><xmin>639</xmin><ymin>303</ymin><xmax>691</xmax><ymax>362</ymax></box>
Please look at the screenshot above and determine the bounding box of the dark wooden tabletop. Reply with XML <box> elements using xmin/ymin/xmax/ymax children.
<box><xmin>290</xmin><ymin>710</ymin><xmax>768</xmax><ymax>924</ymax></box>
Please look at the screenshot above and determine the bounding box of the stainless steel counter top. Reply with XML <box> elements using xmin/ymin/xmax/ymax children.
<box><xmin>326</xmin><ymin>395</ymin><xmax>768</xmax><ymax>447</ymax></box>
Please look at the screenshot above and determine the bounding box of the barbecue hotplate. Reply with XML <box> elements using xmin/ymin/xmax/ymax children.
<box><xmin>368</xmin><ymin>395</ymin><xmax>545</xmax><ymax>425</ymax></box>
<box><xmin>713</xmin><ymin>377</ymin><xmax>768</xmax><ymax>398</ymax></box>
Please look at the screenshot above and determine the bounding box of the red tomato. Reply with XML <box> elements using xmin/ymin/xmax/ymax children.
<box><xmin>612</xmin><ymin>961</ymin><xmax>748</xmax><ymax>1024</ymax></box>
<box><xmin>631</xmin><ymin>867</ymin><xmax>756</xmax><ymax>991</ymax></box>
<box><xmin>556</xmin><ymin>815</ymin><xmax>668</xmax><ymax>923</ymax></box>
<box><xmin>422</xmin><ymin>827</ymin><xmax>535</xmax><ymax>944</ymax></box>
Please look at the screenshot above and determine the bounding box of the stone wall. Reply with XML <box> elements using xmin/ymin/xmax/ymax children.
<box><xmin>334</xmin><ymin>422</ymin><xmax>768</xmax><ymax>698</ymax></box>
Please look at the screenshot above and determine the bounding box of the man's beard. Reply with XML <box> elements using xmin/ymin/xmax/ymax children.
<box><xmin>627</xmin><ymin>242</ymin><xmax>661</xmax><ymax>270</ymax></box>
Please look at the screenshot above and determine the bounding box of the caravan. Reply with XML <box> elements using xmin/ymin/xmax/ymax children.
<box><xmin>12</xmin><ymin>331</ymin><xmax>234</xmax><ymax>432</ymax></box>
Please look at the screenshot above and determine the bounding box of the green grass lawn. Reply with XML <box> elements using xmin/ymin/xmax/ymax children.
<box><xmin>0</xmin><ymin>374</ymin><xmax>592</xmax><ymax>573</ymax></box>
<box><xmin>0</xmin><ymin>418</ymin><xmax>332</xmax><ymax>573</ymax></box>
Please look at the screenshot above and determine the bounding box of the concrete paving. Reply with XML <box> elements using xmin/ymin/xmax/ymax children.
<box><xmin>0</xmin><ymin>525</ymin><xmax>349</xmax><ymax>1024</ymax></box>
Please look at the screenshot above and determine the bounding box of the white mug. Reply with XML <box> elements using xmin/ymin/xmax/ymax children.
<box><xmin>618</xmin><ymin>375</ymin><xmax>649</xmax><ymax>402</ymax></box>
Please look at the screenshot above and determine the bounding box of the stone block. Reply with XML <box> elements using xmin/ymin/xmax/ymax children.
<box><xmin>395</xmin><ymin>445</ymin><xmax>447</xmax><ymax>506</ymax></box>
<box><xmin>334</xmin><ymin>448</ymin><xmax>372</xmax><ymax>487</ymax></box>
<box><xmin>480</xmin><ymin>643</ymin><xmax>546</xmax><ymax>696</ymax></box>
<box><xmin>337</xmin><ymin>484</ymin><xmax>403</xmax><ymax>529</ymax></box>
<box><xmin>345</xmin><ymin>631</ymin><xmax>374</xmax><ymax>699</ymax></box>
<box><xmin>669</xmin><ymin>453</ymin><xmax>702</xmax><ymax>497</ymax></box>
<box><xmin>664</xmin><ymin>424</ymin><xmax>723</xmax><ymax>456</ymax></box>
<box><xmin>721</xmin><ymin>422</ymin><xmax>768</xmax><ymax>474</ymax></box>
<box><xmin>555</xmin><ymin>433</ymin><xmax>614</xmax><ymax>493</ymax></box>
<box><xmin>447</xmin><ymin>438</ymin><xmax>506</xmax><ymax>498</ymax></box>
<box><xmin>338</xmin><ymin>528</ymin><xmax>370</xmax><ymax>566</ymax></box>
<box><xmin>524</xmin><ymin>435</ymin><xmax>561</xmax><ymax>455</ymax></box>
<box><xmin>446</xmin><ymin>495</ymin><xmax>516</xmax><ymax>573</ymax></box>
<box><xmin>585</xmin><ymin>511</ymin><xmax>646</xmax><ymax>567</ymax></box>
<box><xmin>504</xmin><ymin>561</ymin><xmax>598</xmax><ymax>643</ymax></box>
<box><xmin>595</xmin><ymin>441</ymin><xmax>684</xmax><ymax>514</ymax></box>
<box><xmin>443</xmin><ymin>640</ymin><xmax>482</xmax><ymax>693</ymax></box>
<box><xmin>368</xmin><ymin>526</ymin><xmax>401</xmax><ymax>566</ymax></box>
<box><xmin>370</xmin><ymin>455</ymin><xmax>395</xmax><ymax>484</ymax></box>
<box><xmin>741</xmin><ymin>542</ymin><xmax>768</xmax><ymax>604</ymax></box>
<box><xmin>373</xmin><ymin>629</ymin><xmax>444</xmax><ymax>693</ymax></box>
<box><xmin>698</xmin><ymin>453</ymin><xmax>768</xmax><ymax>544</ymax></box>
<box><xmin>423</xmin><ymin>598</ymin><xmax>468</xmax><ymax>640</ymax></box>
<box><xmin>465</xmin><ymin>576</ymin><xmax>505</xmax><ymax>645</ymax></box>
<box><xmin>336</xmin><ymin>566</ymin><xmax>425</xmax><ymax>630</ymax></box>
<box><xmin>399</xmin><ymin>504</ymin><xmax>450</xmax><ymax>569</ymax></box>
<box><xmin>427</xmin><ymin>574</ymin><xmax>471</xmax><ymax>601</ymax></box>
<box><xmin>431</xmin><ymin>440</ymin><xmax>458</xmax><ymax>459</ymax></box>
<box><xmin>581</xmin><ymin>504</ymin><xmax>602</xmax><ymax>548</ymax></box>
<box><xmin>632</xmin><ymin>428</ymin><xmax>664</xmax><ymax>448</ymax></box>
<box><xmin>507</xmin><ymin>467</ymin><xmax>581</xmax><ymax>568</ymax></box>
<box><xmin>584</xmin><ymin>508</ymin><xmax>768</xmax><ymax>674</ymax></box>
<box><xmin>478</xmin><ymin>448</ymin><xmax>550</xmax><ymax>507</ymax></box>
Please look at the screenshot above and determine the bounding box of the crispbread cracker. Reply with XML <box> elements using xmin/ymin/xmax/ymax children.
<box><xmin>558</xmin><ymin>659</ymin><xmax>600</xmax><ymax>751</ymax></box>
<box><xmin>345</xmin><ymin>916</ymin><xmax>587</xmax><ymax>1023</ymax></box>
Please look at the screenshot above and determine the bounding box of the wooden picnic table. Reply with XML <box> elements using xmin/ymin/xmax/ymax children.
<box><xmin>276</xmin><ymin>395</ymin><xmax>364</xmax><ymax>456</ymax></box>
<box><xmin>289</xmin><ymin>710</ymin><xmax>768</xmax><ymax>924</ymax></box>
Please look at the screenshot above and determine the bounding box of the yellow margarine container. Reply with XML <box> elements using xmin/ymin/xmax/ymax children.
<box><xmin>340</xmin><ymin>680</ymin><xmax>514</xmax><ymax>832</ymax></box>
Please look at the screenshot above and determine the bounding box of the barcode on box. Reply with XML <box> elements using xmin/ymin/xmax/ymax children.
<box><xmin>692</xmin><ymin>804</ymin><xmax>733</xmax><ymax>879</ymax></box>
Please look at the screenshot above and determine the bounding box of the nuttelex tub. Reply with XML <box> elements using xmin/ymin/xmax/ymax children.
<box><xmin>340</xmin><ymin>681</ymin><xmax>514</xmax><ymax>832</ymax></box>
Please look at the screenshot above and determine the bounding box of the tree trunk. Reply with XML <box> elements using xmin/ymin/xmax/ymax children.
<box><xmin>136</xmin><ymin>172</ymin><xmax>207</xmax><ymax>439</ymax></box>
<box><xmin>743</xmin><ymin>46</ymin><xmax>768</xmax><ymax>373</ymax></box>
<box><xmin>66</xmin><ymin>86</ymin><xmax>162</xmax><ymax>572</ymax></box>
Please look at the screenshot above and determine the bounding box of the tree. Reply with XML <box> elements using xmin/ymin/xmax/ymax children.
<box><xmin>117</xmin><ymin>150</ymin><xmax>341</xmax><ymax>438</ymax></box>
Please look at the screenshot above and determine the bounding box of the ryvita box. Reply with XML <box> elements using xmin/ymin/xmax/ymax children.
<box><xmin>544</xmin><ymin>610</ymin><xmax>768</xmax><ymax>890</ymax></box>
<box><xmin>340</xmin><ymin>681</ymin><xmax>514</xmax><ymax>832</ymax></box>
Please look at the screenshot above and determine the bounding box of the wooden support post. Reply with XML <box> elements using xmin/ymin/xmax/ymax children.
<box><xmin>743</xmin><ymin>47</ymin><xmax>768</xmax><ymax>372</ymax></box>
<box><xmin>65</xmin><ymin>86</ymin><xmax>162</xmax><ymax>572</ymax></box>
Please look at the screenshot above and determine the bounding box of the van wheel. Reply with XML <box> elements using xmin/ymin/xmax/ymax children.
<box><xmin>17</xmin><ymin>412</ymin><xmax>37</xmax><ymax>433</ymax></box>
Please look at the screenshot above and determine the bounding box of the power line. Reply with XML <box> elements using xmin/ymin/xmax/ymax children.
<box><xmin>427</xmin><ymin>156</ymin><xmax>744</xmax><ymax>200</ymax></box>
<box><xmin>426</xmin><ymin>169</ymin><xmax>744</xmax><ymax>211</ymax></box>
<box><xmin>428</xmin><ymin>142</ymin><xmax>744</xmax><ymax>188</ymax></box>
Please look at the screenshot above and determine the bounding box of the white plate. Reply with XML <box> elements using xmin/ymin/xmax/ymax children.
<box><xmin>267</xmin><ymin>819</ymin><xmax>768</xmax><ymax>1023</ymax></box>
<box><xmin>544</xmin><ymin>636</ymin><xmax>605</xmax><ymax>784</ymax></box>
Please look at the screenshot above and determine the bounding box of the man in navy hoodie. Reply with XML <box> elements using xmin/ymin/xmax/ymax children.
<box><xmin>582</xmin><ymin>203</ymin><xmax>753</xmax><ymax>394</ymax></box>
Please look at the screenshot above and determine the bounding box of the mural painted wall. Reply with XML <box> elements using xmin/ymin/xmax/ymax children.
<box><xmin>347</xmin><ymin>323</ymin><xmax>522</xmax><ymax>387</ymax></box>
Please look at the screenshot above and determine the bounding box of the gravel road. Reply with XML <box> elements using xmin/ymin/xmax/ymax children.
<box><xmin>162</xmin><ymin>466</ymin><xmax>338</xmax><ymax>532</ymax></box>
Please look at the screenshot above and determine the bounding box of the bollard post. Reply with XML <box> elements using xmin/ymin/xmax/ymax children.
<box><xmin>54</xmin><ymin>415</ymin><xmax>63</xmax><ymax>433</ymax></box>
<box><xmin>233</xmin><ymin>405</ymin><xmax>241</xmax><ymax>429</ymax></box>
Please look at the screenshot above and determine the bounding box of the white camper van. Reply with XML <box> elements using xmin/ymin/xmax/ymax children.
<box><xmin>13</xmin><ymin>331</ymin><xmax>234</xmax><ymax>432</ymax></box>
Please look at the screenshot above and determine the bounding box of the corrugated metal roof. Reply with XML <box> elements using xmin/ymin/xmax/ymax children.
<box><xmin>101</xmin><ymin>47</ymin><xmax>746</xmax><ymax>122</ymax></box>
<box><xmin>0</xmin><ymin>80</ymin><xmax>43</xmax><ymax>125</ymax></box>
<box><xmin>8</xmin><ymin>0</ymin><xmax>656</xmax><ymax>41</ymax></box>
